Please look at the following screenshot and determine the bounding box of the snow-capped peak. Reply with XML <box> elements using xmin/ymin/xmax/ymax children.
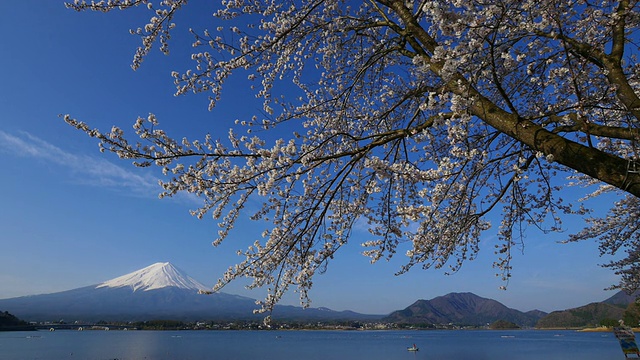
<box><xmin>96</xmin><ymin>262</ymin><xmax>208</xmax><ymax>292</ymax></box>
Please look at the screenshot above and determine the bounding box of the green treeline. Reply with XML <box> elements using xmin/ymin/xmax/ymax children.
<box><xmin>130</xmin><ymin>320</ymin><xmax>187</xmax><ymax>330</ymax></box>
<box><xmin>0</xmin><ymin>310</ymin><xmax>33</xmax><ymax>331</ymax></box>
<box><xmin>0</xmin><ymin>311</ymin><xmax>27</xmax><ymax>326</ymax></box>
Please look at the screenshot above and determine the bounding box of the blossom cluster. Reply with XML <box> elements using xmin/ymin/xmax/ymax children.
<box><xmin>65</xmin><ymin>0</ymin><xmax>640</xmax><ymax>311</ymax></box>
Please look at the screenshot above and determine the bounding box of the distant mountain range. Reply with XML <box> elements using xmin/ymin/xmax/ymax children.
<box><xmin>536</xmin><ymin>302</ymin><xmax>625</xmax><ymax>328</ymax></box>
<box><xmin>1</xmin><ymin>262</ymin><xmax>636</xmax><ymax>327</ymax></box>
<box><xmin>383</xmin><ymin>292</ymin><xmax>546</xmax><ymax>327</ymax></box>
<box><xmin>536</xmin><ymin>290</ymin><xmax>640</xmax><ymax>328</ymax></box>
<box><xmin>0</xmin><ymin>263</ymin><xmax>378</xmax><ymax>322</ymax></box>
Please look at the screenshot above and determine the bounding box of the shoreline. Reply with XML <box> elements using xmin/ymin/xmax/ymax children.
<box><xmin>577</xmin><ymin>326</ymin><xmax>640</xmax><ymax>332</ymax></box>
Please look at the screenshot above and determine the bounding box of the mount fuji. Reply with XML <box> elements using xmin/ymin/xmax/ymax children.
<box><xmin>96</xmin><ymin>262</ymin><xmax>208</xmax><ymax>292</ymax></box>
<box><xmin>0</xmin><ymin>262</ymin><xmax>378</xmax><ymax>322</ymax></box>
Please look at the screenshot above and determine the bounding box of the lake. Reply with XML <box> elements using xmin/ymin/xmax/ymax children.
<box><xmin>0</xmin><ymin>329</ymin><xmax>628</xmax><ymax>359</ymax></box>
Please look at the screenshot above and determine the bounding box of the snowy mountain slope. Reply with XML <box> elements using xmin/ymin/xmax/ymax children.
<box><xmin>96</xmin><ymin>262</ymin><xmax>208</xmax><ymax>292</ymax></box>
<box><xmin>0</xmin><ymin>262</ymin><xmax>380</xmax><ymax>322</ymax></box>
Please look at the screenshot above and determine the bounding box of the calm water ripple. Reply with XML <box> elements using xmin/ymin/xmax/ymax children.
<box><xmin>0</xmin><ymin>329</ymin><xmax>627</xmax><ymax>359</ymax></box>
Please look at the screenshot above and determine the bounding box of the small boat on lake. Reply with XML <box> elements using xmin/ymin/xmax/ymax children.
<box><xmin>407</xmin><ymin>344</ymin><xmax>419</xmax><ymax>351</ymax></box>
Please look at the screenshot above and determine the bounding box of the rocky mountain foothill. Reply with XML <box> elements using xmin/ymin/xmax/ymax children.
<box><xmin>0</xmin><ymin>263</ymin><xmax>638</xmax><ymax>329</ymax></box>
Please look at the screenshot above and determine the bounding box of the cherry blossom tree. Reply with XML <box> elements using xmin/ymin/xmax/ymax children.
<box><xmin>64</xmin><ymin>0</ymin><xmax>640</xmax><ymax>311</ymax></box>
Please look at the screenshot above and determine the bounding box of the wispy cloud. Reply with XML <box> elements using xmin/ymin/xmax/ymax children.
<box><xmin>0</xmin><ymin>130</ymin><xmax>159</xmax><ymax>197</ymax></box>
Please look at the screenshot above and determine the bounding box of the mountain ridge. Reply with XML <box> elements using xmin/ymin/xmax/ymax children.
<box><xmin>536</xmin><ymin>290</ymin><xmax>640</xmax><ymax>328</ymax></box>
<box><xmin>536</xmin><ymin>302</ymin><xmax>625</xmax><ymax>328</ymax></box>
<box><xmin>383</xmin><ymin>292</ymin><xmax>545</xmax><ymax>327</ymax></box>
<box><xmin>2</xmin><ymin>262</ymin><xmax>633</xmax><ymax>326</ymax></box>
<box><xmin>0</xmin><ymin>262</ymin><xmax>380</xmax><ymax>322</ymax></box>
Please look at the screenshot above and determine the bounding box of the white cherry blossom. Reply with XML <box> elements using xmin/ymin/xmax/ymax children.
<box><xmin>65</xmin><ymin>0</ymin><xmax>640</xmax><ymax>312</ymax></box>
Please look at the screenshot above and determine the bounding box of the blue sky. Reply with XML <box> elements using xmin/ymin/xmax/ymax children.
<box><xmin>0</xmin><ymin>1</ymin><xmax>623</xmax><ymax>315</ymax></box>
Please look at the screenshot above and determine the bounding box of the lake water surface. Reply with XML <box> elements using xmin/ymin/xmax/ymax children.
<box><xmin>0</xmin><ymin>329</ymin><xmax>628</xmax><ymax>359</ymax></box>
